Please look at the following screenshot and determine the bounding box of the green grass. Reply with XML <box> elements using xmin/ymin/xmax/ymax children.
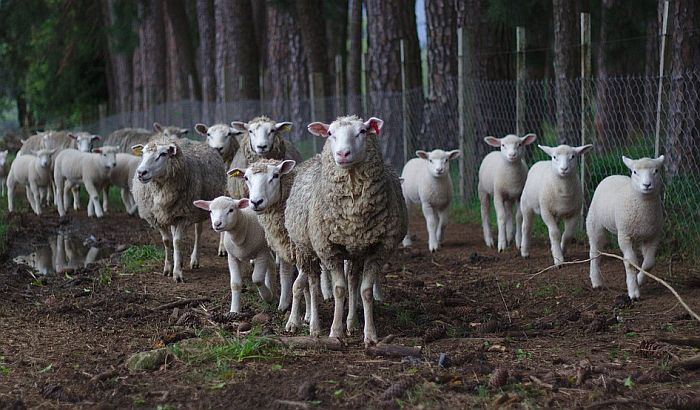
<box><xmin>120</xmin><ymin>244</ymin><xmax>164</xmax><ymax>273</ymax></box>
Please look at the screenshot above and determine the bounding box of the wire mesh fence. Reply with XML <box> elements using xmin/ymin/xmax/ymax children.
<box><xmin>80</xmin><ymin>70</ymin><xmax>700</xmax><ymax>248</ymax></box>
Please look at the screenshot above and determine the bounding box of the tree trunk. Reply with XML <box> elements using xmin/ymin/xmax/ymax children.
<box><xmin>643</xmin><ymin>1</ymin><xmax>661</xmax><ymax>135</ymax></box>
<box><xmin>552</xmin><ymin>0</ymin><xmax>580</xmax><ymax>145</ymax></box>
<box><xmin>197</xmin><ymin>0</ymin><xmax>216</xmax><ymax>123</ymax></box>
<box><xmin>296</xmin><ymin>0</ymin><xmax>331</xmax><ymax>104</ymax></box>
<box><xmin>100</xmin><ymin>0</ymin><xmax>133</xmax><ymax>115</ymax></box>
<box><xmin>139</xmin><ymin>0</ymin><xmax>167</xmax><ymax>110</ymax></box>
<box><xmin>423</xmin><ymin>0</ymin><xmax>458</xmax><ymax>150</ymax></box>
<box><xmin>325</xmin><ymin>0</ymin><xmax>349</xmax><ymax>108</ymax></box>
<box><xmin>132</xmin><ymin>44</ymin><xmax>144</xmax><ymax>124</ymax></box>
<box><xmin>214</xmin><ymin>0</ymin><xmax>233</xmax><ymax>119</ymax></box>
<box><xmin>366</xmin><ymin>0</ymin><xmax>423</xmax><ymax>168</ymax></box>
<box><xmin>230</xmin><ymin>0</ymin><xmax>260</xmax><ymax>107</ymax></box>
<box><xmin>346</xmin><ymin>0</ymin><xmax>363</xmax><ymax>115</ymax></box>
<box><xmin>164</xmin><ymin>0</ymin><xmax>201</xmax><ymax>101</ymax></box>
<box><xmin>665</xmin><ymin>0</ymin><xmax>700</xmax><ymax>175</ymax></box>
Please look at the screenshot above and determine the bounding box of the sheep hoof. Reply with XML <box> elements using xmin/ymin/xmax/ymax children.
<box><xmin>329</xmin><ymin>328</ymin><xmax>344</xmax><ymax>339</ymax></box>
<box><xmin>218</xmin><ymin>250</ymin><xmax>227</xmax><ymax>257</ymax></box>
<box><xmin>173</xmin><ymin>275</ymin><xmax>184</xmax><ymax>283</ymax></box>
<box><xmin>364</xmin><ymin>335</ymin><xmax>378</xmax><ymax>348</ymax></box>
<box><xmin>190</xmin><ymin>259</ymin><xmax>199</xmax><ymax>269</ymax></box>
<box><xmin>285</xmin><ymin>321</ymin><xmax>300</xmax><ymax>333</ymax></box>
<box><xmin>402</xmin><ymin>238</ymin><xmax>412</xmax><ymax>247</ymax></box>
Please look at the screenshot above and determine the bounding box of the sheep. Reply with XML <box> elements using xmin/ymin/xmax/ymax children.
<box><xmin>478</xmin><ymin>133</ymin><xmax>537</xmax><ymax>252</ymax></box>
<box><xmin>285</xmin><ymin>115</ymin><xmax>407</xmax><ymax>345</ymax></box>
<box><xmin>193</xmin><ymin>196</ymin><xmax>277</xmax><ymax>312</ymax></box>
<box><xmin>131</xmin><ymin>138</ymin><xmax>226</xmax><ymax>282</ymax></box>
<box><xmin>53</xmin><ymin>146</ymin><xmax>119</xmax><ymax>218</ymax></box>
<box><xmin>103</xmin><ymin>122</ymin><xmax>188</xmax><ymax>153</ymax></box>
<box><xmin>519</xmin><ymin>144</ymin><xmax>593</xmax><ymax>265</ymax></box>
<box><xmin>18</xmin><ymin>131</ymin><xmax>73</xmax><ymax>155</ymax></box>
<box><xmin>195</xmin><ymin>123</ymin><xmax>242</xmax><ymax>165</ymax></box>
<box><xmin>586</xmin><ymin>155</ymin><xmax>665</xmax><ymax>301</ymax></box>
<box><xmin>6</xmin><ymin>149</ymin><xmax>57</xmax><ymax>215</ymax></box>
<box><xmin>401</xmin><ymin>149</ymin><xmax>461</xmax><ymax>252</ymax></box>
<box><xmin>227</xmin><ymin>116</ymin><xmax>302</xmax><ymax>199</ymax></box>
<box><xmin>0</xmin><ymin>150</ymin><xmax>9</xmax><ymax>197</ymax></box>
<box><xmin>13</xmin><ymin>243</ymin><xmax>56</xmax><ymax>275</ymax></box>
<box><xmin>64</xmin><ymin>132</ymin><xmax>102</xmax><ymax>212</ymax></box>
<box><xmin>108</xmin><ymin>153</ymin><xmax>142</xmax><ymax>215</ymax></box>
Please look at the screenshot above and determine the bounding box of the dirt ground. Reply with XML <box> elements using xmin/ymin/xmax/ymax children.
<box><xmin>0</xmin><ymin>209</ymin><xmax>699</xmax><ymax>409</ymax></box>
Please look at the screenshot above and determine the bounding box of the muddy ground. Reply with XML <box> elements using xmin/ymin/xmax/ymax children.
<box><xmin>0</xmin><ymin>208</ymin><xmax>699</xmax><ymax>409</ymax></box>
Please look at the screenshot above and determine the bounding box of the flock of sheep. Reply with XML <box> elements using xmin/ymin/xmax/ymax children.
<box><xmin>0</xmin><ymin>114</ymin><xmax>666</xmax><ymax>345</ymax></box>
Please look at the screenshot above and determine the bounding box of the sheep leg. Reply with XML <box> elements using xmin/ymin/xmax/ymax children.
<box><xmin>171</xmin><ymin>224</ymin><xmax>185</xmax><ymax>282</ymax></box>
<box><xmin>638</xmin><ymin>238</ymin><xmax>660</xmax><ymax>286</ymax></box>
<box><xmin>285</xmin><ymin>270</ymin><xmax>307</xmax><ymax>332</ymax></box>
<box><xmin>504</xmin><ymin>200</ymin><xmax>514</xmax><ymax>245</ymax></box>
<box><xmin>159</xmin><ymin>227</ymin><xmax>173</xmax><ymax>277</ymax></box>
<box><xmin>55</xmin><ymin>176</ymin><xmax>66</xmax><ymax>217</ymax></box>
<box><xmin>265</xmin><ymin>252</ymin><xmax>278</xmax><ymax>300</ymax></box>
<box><xmin>102</xmin><ymin>187</ymin><xmax>109</xmax><ymax>214</ymax></box>
<box><xmin>520</xmin><ymin>204</ymin><xmax>534</xmax><ymax>258</ymax></box>
<box><xmin>361</xmin><ymin>258</ymin><xmax>381</xmax><ymax>346</ymax></box>
<box><xmin>251</xmin><ymin>251</ymin><xmax>274</xmax><ymax>303</ymax></box>
<box><xmin>6</xmin><ymin>177</ymin><xmax>14</xmax><ymax>212</ymax></box>
<box><xmin>227</xmin><ymin>256</ymin><xmax>243</xmax><ymax>313</ymax></box>
<box><xmin>0</xmin><ymin>178</ymin><xmax>4</xmax><ymax>197</ymax></box>
<box><xmin>62</xmin><ymin>183</ymin><xmax>72</xmax><ymax>212</ymax></box>
<box><xmin>119</xmin><ymin>188</ymin><xmax>131</xmax><ymax>212</ymax></box>
<box><xmin>587</xmin><ymin>223</ymin><xmax>606</xmax><ymax>289</ymax></box>
<box><xmin>190</xmin><ymin>222</ymin><xmax>201</xmax><ymax>269</ymax></box>
<box><xmin>422</xmin><ymin>202</ymin><xmax>439</xmax><ymax>252</ymax></box>
<box><xmin>493</xmin><ymin>193</ymin><xmax>508</xmax><ymax>252</ymax></box>
<box><xmin>542</xmin><ymin>210</ymin><xmax>564</xmax><ymax>266</ymax></box>
<box><xmin>346</xmin><ymin>260</ymin><xmax>362</xmax><ymax>334</ymax></box>
<box><xmin>25</xmin><ymin>183</ymin><xmax>39</xmax><ymax>215</ymax></box>
<box><xmin>436</xmin><ymin>207</ymin><xmax>449</xmax><ymax>246</ymax></box>
<box><xmin>71</xmin><ymin>185</ymin><xmax>80</xmax><ymax>210</ymax></box>
<box><xmin>560</xmin><ymin>214</ymin><xmax>578</xmax><ymax>256</ymax></box>
<box><xmin>29</xmin><ymin>181</ymin><xmax>42</xmax><ymax>215</ymax></box>
<box><xmin>373</xmin><ymin>276</ymin><xmax>383</xmax><ymax>301</ymax></box>
<box><xmin>304</xmin><ymin>286</ymin><xmax>312</xmax><ymax>323</ymax></box>
<box><xmin>326</xmin><ymin>260</ymin><xmax>347</xmax><ymax>339</ymax></box>
<box><xmin>515</xmin><ymin>200</ymin><xmax>523</xmax><ymax>249</ymax></box>
<box><xmin>618</xmin><ymin>235</ymin><xmax>641</xmax><ymax>300</ymax></box>
<box><xmin>320</xmin><ymin>266</ymin><xmax>333</xmax><ymax>301</ymax></box>
<box><xmin>479</xmin><ymin>189</ymin><xmax>494</xmax><ymax>248</ymax></box>
<box><xmin>277</xmin><ymin>260</ymin><xmax>294</xmax><ymax>311</ymax></box>
<box><xmin>84</xmin><ymin>181</ymin><xmax>104</xmax><ymax>218</ymax></box>
<box><xmin>402</xmin><ymin>198</ymin><xmax>413</xmax><ymax>247</ymax></box>
<box><xmin>217</xmin><ymin>232</ymin><xmax>227</xmax><ymax>257</ymax></box>
<box><xmin>307</xmin><ymin>272</ymin><xmax>322</xmax><ymax>337</ymax></box>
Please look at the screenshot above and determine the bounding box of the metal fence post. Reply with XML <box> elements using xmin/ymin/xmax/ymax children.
<box><xmin>580</xmin><ymin>13</ymin><xmax>591</xmax><ymax>222</ymax></box>
<box><xmin>654</xmin><ymin>1</ymin><xmax>670</xmax><ymax>158</ymax></box>
<box><xmin>400</xmin><ymin>39</ymin><xmax>409</xmax><ymax>167</ymax></box>
<box><xmin>458</xmin><ymin>27</ymin><xmax>476</xmax><ymax>201</ymax></box>
<box><xmin>516</xmin><ymin>27</ymin><xmax>526</xmax><ymax>137</ymax></box>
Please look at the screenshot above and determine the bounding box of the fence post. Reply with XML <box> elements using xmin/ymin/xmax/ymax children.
<box><xmin>362</xmin><ymin>51</ymin><xmax>369</xmax><ymax>116</ymax></box>
<box><xmin>516</xmin><ymin>27</ymin><xmax>526</xmax><ymax>137</ymax></box>
<box><xmin>654</xmin><ymin>1</ymin><xmax>670</xmax><ymax>158</ymax></box>
<box><xmin>457</xmin><ymin>27</ymin><xmax>476</xmax><ymax>201</ymax></box>
<box><xmin>259</xmin><ymin>64</ymin><xmax>265</xmax><ymax>114</ymax></box>
<box><xmin>238</xmin><ymin>75</ymin><xmax>245</xmax><ymax>118</ymax></box>
<box><xmin>580</xmin><ymin>13</ymin><xmax>591</xmax><ymax>222</ymax></box>
<box><xmin>309</xmin><ymin>72</ymin><xmax>324</xmax><ymax>153</ymax></box>
<box><xmin>222</xmin><ymin>66</ymin><xmax>229</xmax><ymax>121</ymax></box>
<box><xmin>335</xmin><ymin>54</ymin><xmax>345</xmax><ymax>114</ymax></box>
<box><xmin>400</xmin><ymin>39</ymin><xmax>409</xmax><ymax>166</ymax></box>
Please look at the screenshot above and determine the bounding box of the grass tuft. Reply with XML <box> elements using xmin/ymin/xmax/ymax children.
<box><xmin>120</xmin><ymin>244</ymin><xmax>164</xmax><ymax>273</ymax></box>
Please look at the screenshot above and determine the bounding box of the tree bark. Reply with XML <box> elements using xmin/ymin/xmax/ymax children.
<box><xmin>214</xmin><ymin>0</ymin><xmax>233</xmax><ymax>119</ymax></box>
<box><xmin>366</xmin><ymin>0</ymin><xmax>422</xmax><ymax>168</ymax></box>
<box><xmin>346</xmin><ymin>0</ymin><xmax>363</xmax><ymax>115</ymax></box>
<box><xmin>164</xmin><ymin>0</ymin><xmax>201</xmax><ymax>101</ymax></box>
<box><xmin>325</xmin><ymin>0</ymin><xmax>349</xmax><ymax>104</ymax></box>
<box><xmin>196</xmin><ymin>0</ymin><xmax>216</xmax><ymax>122</ymax></box>
<box><xmin>100</xmin><ymin>0</ymin><xmax>133</xmax><ymax>115</ymax></box>
<box><xmin>296</xmin><ymin>0</ymin><xmax>331</xmax><ymax>103</ymax></box>
<box><xmin>665</xmin><ymin>0</ymin><xmax>700</xmax><ymax>175</ymax></box>
<box><xmin>552</xmin><ymin>0</ymin><xmax>580</xmax><ymax>145</ymax></box>
<box><xmin>139</xmin><ymin>0</ymin><xmax>167</xmax><ymax>108</ymax></box>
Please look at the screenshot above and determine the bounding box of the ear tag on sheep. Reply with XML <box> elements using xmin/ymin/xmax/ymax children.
<box><xmin>131</xmin><ymin>145</ymin><xmax>143</xmax><ymax>156</ymax></box>
<box><xmin>228</xmin><ymin>169</ymin><xmax>243</xmax><ymax>178</ymax></box>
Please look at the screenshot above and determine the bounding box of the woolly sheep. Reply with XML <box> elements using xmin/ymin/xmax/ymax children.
<box><xmin>131</xmin><ymin>138</ymin><xmax>225</xmax><ymax>282</ymax></box>
<box><xmin>194</xmin><ymin>196</ymin><xmax>277</xmax><ymax>312</ymax></box>
<box><xmin>18</xmin><ymin>131</ymin><xmax>74</xmax><ymax>155</ymax></box>
<box><xmin>478</xmin><ymin>133</ymin><xmax>537</xmax><ymax>252</ymax></box>
<box><xmin>13</xmin><ymin>242</ymin><xmax>56</xmax><ymax>275</ymax></box>
<box><xmin>64</xmin><ymin>132</ymin><xmax>102</xmax><ymax>212</ymax></box>
<box><xmin>586</xmin><ymin>155</ymin><xmax>665</xmax><ymax>300</ymax></box>
<box><xmin>401</xmin><ymin>149</ymin><xmax>461</xmax><ymax>252</ymax></box>
<box><xmin>286</xmin><ymin>116</ymin><xmax>407</xmax><ymax>345</ymax></box>
<box><xmin>53</xmin><ymin>147</ymin><xmax>119</xmax><ymax>218</ymax></box>
<box><xmin>0</xmin><ymin>150</ymin><xmax>9</xmax><ymax>197</ymax></box>
<box><xmin>520</xmin><ymin>144</ymin><xmax>593</xmax><ymax>265</ymax></box>
<box><xmin>227</xmin><ymin>116</ymin><xmax>302</xmax><ymax>199</ymax></box>
<box><xmin>108</xmin><ymin>153</ymin><xmax>142</xmax><ymax>215</ymax></box>
<box><xmin>6</xmin><ymin>149</ymin><xmax>57</xmax><ymax>215</ymax></box>
<box><xmin>104</xmin><ymin>122</ymin><xmax>188</xmax><ymax>153</ymax></box>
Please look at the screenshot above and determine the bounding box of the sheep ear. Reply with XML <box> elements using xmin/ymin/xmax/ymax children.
<box><xmin>364</xmin><ymin>117</ymin><xmax>384</xmax><ymax>135</ymax></box>
<box><xmin>622</xmin><ymin>156</ymin><xmax>635</xmax><ymax>171</ymax></box>
<box><xmin>68</xmin><ymin>133</ymin><xmax>77</xmax><ymax>140</ymax></box>
<box><xmin>179</xmin><ymin>128</ymin><xmax>189</xmax><ymax>135</ymax></box>
<box><xmin>231</xmin><ymin>121</ymin><xmax>248</xmax><ymax>133</ymax></box>
<box><xmin>153</xmin><ymin>122</ymin><xmax>163</xmax><ymax>133</ymax></box>
<box><xmin>131</xmin><ymin>144</ymin><xmax>144</xmax><ymax>156</ymax></box>
<box><xmin>448</xmin><ymin>150</ymin><xmax>462</xmax><ymax>160</ymax></box>
<box><xmin>167</xmin><ymin>145</ymin><xmax>178</xmax><ymax>156</ymax></box>
<box><xmin>655</xmin><ymin>155</ymin><xmax>665</xmax><ymax>166</ymax></box>
<box><xmin>575</xmin><ymin>144</ymin><xmax>593</xmax><ymax>156</ymax></box>
<box><xmin>192</xmin><ymin>200</ymin><xmax>211</xmax><ymax>211</ymax></box>
<box><xmin>48</xmin><ymin>149</ymin><xmax>57</xmax><ymax>155</ymax></box>
<box><xmin>275</xmin><ymin>122</ymin><xmax>293</xmax><ymax>133</ymax></box>
<box><xmin>236</xmin><ymin>198</ymin><xmax>250</xmax><ymax>209</ymax></box>
<box><xmin>227</xmin><ymin>168</ymin><xmax>246</xmax><ymax>179</ymax></box>
<box><xmin>484</xmin><ymin>137</ymin><xmax>501</xmax><ymax>147</ymax></box>
<box><xmin>538</xmin><ymin>145</ymin><xmax>554</xmax><ymax>157</ymax></box>
<box><xmin>521</xmin><ymin>133</ymin><xmax>537</xmax><ymax>145</ymax></box>
<box><xmin>416</xmin><ymin>150</ymin><xmax>429</xmax><ymax>160</ymax></box>
<box><xmin>195</xmin><ymin>124</ymin><xmax>208</xmax><ymax>136</ymax></box>
<box><xmin>20</xmin><ymin>139</ymin><xmax>27</xmax><ymax>145</ymax></box>
<box><xmin>307</xmin><ymin>122</ymin><xmax>330</xmax><ymax>137</ymax></box>
<box><xmin>91</xmin><ymin>135</ymin><xmax>101</xmax><ymax>141</ymax></box>
<box><xmin>278</xmin><ymin>160</ymin><xmax>296</xmax><ymax>174</ymax></box>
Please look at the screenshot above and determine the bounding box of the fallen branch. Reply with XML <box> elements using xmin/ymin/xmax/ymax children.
<box><xmin>527</xmin><ymin>257</ymin><xmax>597</xmax><ymax>281</ymax></box>
<box><xmin>674</xmin><ymin>353</ymin><xmax>700</xmax><ymax>370</ymax></box>
<box><xmin>598</xmin><ymin>252</ymin><xmax>700</xmax><ymax>323</ymax></box>
<box><xmin>657</xmin><ymin>335</ymin><xmax>700</xmax><ymax>349</ymax></box>
<box><xmin>275</xmin><ymin>400</ymin><xmax>310</xmax><ymax>409</ymax></box>
<box><xmin>89</xmin><ymin>368</ymin><xmax>118</xmax><ymax>384</ymax></box>
<box><xmin>366</xmin><ymin>344</ymin><xmax>422</xmax><ymax>358</ymax></box>
<box><xmin>585</xmin><ymin>398</ymin><xmax>663</xmax><ymax>409</ymax></box>
<box><xmin>270</xmin><ymin>336</ymin><xmax>344</xmax><ymax>351</ymax></box>
<box><xmin>529</xmin><ymin>375</ymin><xmax>554</xmax><ymax>390</ymax></box>
<box><xmin>155</xmin><ymin>297</ymin><xmax>210</xmax><ymax>310</ymax></box>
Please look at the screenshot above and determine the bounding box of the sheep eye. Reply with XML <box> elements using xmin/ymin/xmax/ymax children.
<box><xmin>327</xmin><ymin>131</ymin><xmax>332</xmax><ymax>137</ymax></box>
<box><xmin>228</xmin><ymin>208</ymin><xmax>234</xmax><ymax>214</ymax></box>
<box><xmin>360</xmin><ymin>129</ymin><xmax>366</xmax><ymax>134</ymax></box>
<box><xmin>633</xmin><ymin>170</ymin><xmax>637</xmax><ymax>175</ymax></box>
<box><xmin>272</xmin><ymin>173</ymin><xmax>279</xmax><ymax>179</ymax></box>
<box><xmin>654</xmin><ymin>169</ymin><xmax>658</xmax><ymax>174</ymax></box>
<box><xmin>244</xmin><ymin>176</ymin><xmax>248</xmax><ymax>181</ymax></box>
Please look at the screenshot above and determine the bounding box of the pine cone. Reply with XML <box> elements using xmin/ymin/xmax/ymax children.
<box><xmin>638</xmin><ymin>339</ymin><xmax>668</xmax><ymax>358</ymax></box>
<box><xmin>424</xmin><ymin>326</ymin><xmax>447</xmax><ymax>343</ymax></box>
<box><xmin>489</xmin><ymin>368</ymin><xmax>509</xmax><ymax>389</ymax></box>
<box><xmin>451</xmin><ymin>306</ymin><xmax>471</xmax><ymax>319</ymax></box>
<box><xmin>478</xmin><ymin>319</ymin><xmax>503</xmax><ymax>334</ymax></box>
<box><xmin>380</xmin><ymin>378</ymin><xmax>415</xmax><ymax>401</ymax></box>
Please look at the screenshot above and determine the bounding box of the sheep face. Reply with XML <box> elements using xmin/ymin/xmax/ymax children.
<box><xmin>196</xmin><ymin>123</ymin><xmax>239</xmax><ymax>156</ymax></box>
<box><xmin>35</xmin><ymin>149</ymin><xmax>56</xmax><ymax>168</ymax></box>
<box><xmin>308</xmin><ymin>116</ymin><xmax>384</xmax><ymax>169</ymax></box>
<box><xmin>0</xmin><ymin>150</ymin><xmax>8</xmax><ymax>167</ymax></box>
<box><xmin>623</xmin><ymin>155</ymin><xmax>665</xmax><ymax>195</ymax></box>
<box><xmin>193</xmin><ymin>196</ymin><xmax>250</xmax><ymax>232</ymax></box>
<box><xmin>538</xmin><ymin>144</ymin><xmax>593</xmax><ymax>177</ymax></box>
<box><xmin>232</xmin><ymin>160</ymin><xmax>296</xmax><ymax>212</ymax></box>
<box><xmin>232</xmin><ymin>120</ymin><xmax>292</xmax><ymax>155</ymax></box>
<box><xmin>134</xmin><ymin>143</ymin><xmax>176</xmax><ymax>183</ymax></box>
<box><xmin>92</xmin><ymin>146</ymin><xmax>118</xmax><ymax>171</ymax></box>
<box><xmin>153</xmin><ymin>122</ymin><xmax>188</xmax><ymax>139</ymax></box>
<box><xmin>416</xmin><ymin>149</ymin><xmax>461</xmax><ymax>178</ymax></box>
<box><xmin>484</xmin><ymin>133</ymin><xmax>537</xmax><ymax>163</ymax></box>
<box><xmin>69</xmin><ymin>132</ymin><xmax>101</xmax><ymax>152</ymax></box>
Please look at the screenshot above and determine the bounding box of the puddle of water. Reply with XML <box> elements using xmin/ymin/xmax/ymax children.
<box><xmin>12</xmin><ymin>231</ymin><xmax>114</xmax><ymax>275</ymax></box>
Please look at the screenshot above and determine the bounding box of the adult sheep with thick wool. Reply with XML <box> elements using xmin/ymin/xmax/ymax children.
<box><xmin>6</xmin><ymin>149</ymin><xmax>57</xmax><ymax>215</ymax></box>
<box><xmin>104</xmin><ymin>122</ymin><xmax>188</xmax><ymax>153</ymax></box>
<box><xmin>108</xmin><ymin>153</ymin><xmax>142</xmax><ymax>215</ymax></box>
<box><xmin>194</xmin><ymin>196</ymin><xmax>276</xmax><ymax>312</ymax></box>
<box><xmin>586</xmin><ymin>155</ymin><xmax>665</xmax><ymax>301</ymax></box>
<box><xmin>477</xmin><ymin>133</ymin><xmax>537</xmax><ymax>252</ymax></box>
<box><xmin>131</xmin><ymin>137</ymin><xmax>226</xmax><ymax>283</ymax></box>
<box><xmin>285</xmin><ymin>115</ymin><xmax>407</xmax><ymax>345</ymax></box>
<box><xmin>401</xmin><ymin>149</ymin><xmax>461</xmax><ymax>252</ymax></box>
<box><xmin>520</xmin><ymin>144</ymin><xmax>593</xmax><ymax>265</ymax></box>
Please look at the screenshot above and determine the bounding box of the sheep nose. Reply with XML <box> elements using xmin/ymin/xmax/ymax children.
<box><xmin>257</xmin><ymin>145</ymin><xmax>268</xmax><ymax>151</ymax></box>
<box><xmin>214</xmin><ymin>221</ymin><xmax>222</xmax><ymax>229</ymax></box>
<box><xmin>336</xmin><ymin>150</ymin><xmax>351</xmax><ymax>159</ymax></box>
<box><xmin>216</xmin><ymin>147</ymin><xmax>223</xmax><ymax>153</ymax></box>
<box><xmin>251</xmin><ymin>198</ymin><xmax>264</xmax><ymax>208</ymax></box>
<box><xmin>643</xmin><ymin>182</ymin><xmax>652</xmax><ymax>189</ymax></box>
<box><xmin>137</xmin><ymin>170</ymin><xmax>147</xmax><ymax>178</ymax></box>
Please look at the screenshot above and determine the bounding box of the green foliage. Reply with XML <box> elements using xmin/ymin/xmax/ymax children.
<box><xmin>120</xmin><ymin>245</ymin><xmax>164</xmax><ymax>273</ymax></box>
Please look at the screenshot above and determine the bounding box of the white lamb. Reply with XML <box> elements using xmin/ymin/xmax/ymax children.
<box><xmin>520</xmin><ymin>144</ymin><xmax>593</xmax><ymax>265</ymax></box>
<box><xmin>401</xmin><ymin>149</ymin><xmax>461</xmax><ymax>252</ymax></box>
<box><xmin>6</xmin><ymin>149</ymin><xmax>57</xmax><ymax>215</ymax></box>
<box><xmin>586</xmin><ymin>155</ymin><xmax>665</xmax><ymax>300</ymax></box>
<box><xmin>194</xmin><ymin>196</ymin><xmax>276</xmax><ymax>312</ymax></box>
<box><xmin>109</xmin><ymin>153</ymin><xmax>142</xmax><ymax>215</ymax></box>
<box><xmin>53</xmin><ymin>147</ymin><xmax>119</xmax><ymax>218</ymax></box>
<box><xmin>0</xmin><ymin>150</ymin><xmax>9</xmax><ymax>197</ymax></box>
<box><xmin>478</xmin><ymin>133</ymin><xmax>537</xmax><ymax>251</ymax></box>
